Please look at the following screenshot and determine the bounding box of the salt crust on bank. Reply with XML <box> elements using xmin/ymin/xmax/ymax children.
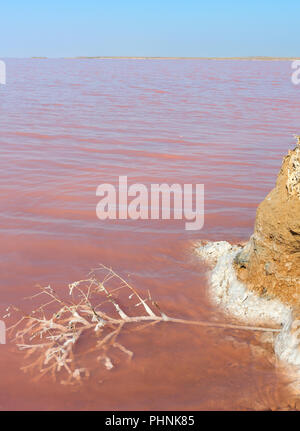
<box><xmin>196</xmin><ymin>240</ymin><xmax>300</xmax><ymax>386</ymax></box>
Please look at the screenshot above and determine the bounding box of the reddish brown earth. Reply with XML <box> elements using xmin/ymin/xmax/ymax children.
<box><xmin>235</xmin><ymin>145</ymin><xmax>300</xmax><ymax>307</ymax></box>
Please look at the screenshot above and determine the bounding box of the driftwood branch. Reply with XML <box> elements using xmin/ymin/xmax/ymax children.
<box><xmin>4</xmin><ymin>264</ymin><xmax>280</xmax><ymax>385</ymax></box>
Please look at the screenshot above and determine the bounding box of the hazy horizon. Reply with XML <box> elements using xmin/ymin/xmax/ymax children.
<box><xmin>2</xmin><ymin>56</ymin><xmax>300</xmax><ymax>60</ymax></box>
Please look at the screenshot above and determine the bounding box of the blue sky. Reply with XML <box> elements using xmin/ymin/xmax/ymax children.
<box><xmin>0</xmin><ymin>0</ymin><xmax>299</xmax><ymax>57</ymax></box>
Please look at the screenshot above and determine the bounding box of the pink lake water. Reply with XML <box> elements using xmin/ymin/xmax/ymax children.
<box><xmin>0</xmin><ymin>59</ymin><xmax>299</xmax><ymax>410</ymax></box>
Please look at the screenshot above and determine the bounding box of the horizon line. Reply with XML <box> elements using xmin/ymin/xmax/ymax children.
<box><xmin>1</xmin><ymin>56</ymin><xmax>300</xmax><ymax>61</ymax></box>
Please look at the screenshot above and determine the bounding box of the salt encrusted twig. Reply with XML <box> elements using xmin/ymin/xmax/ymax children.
<box><xmin>5</xmin><ymin>264</ymin><xmax>281</xmax><ymax>385</ymax></box>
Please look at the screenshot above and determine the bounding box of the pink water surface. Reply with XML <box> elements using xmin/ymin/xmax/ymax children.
<box><xmin>0</xmin><ymin>59</ymin><xmax>299</xmax><ymax>410</ymax></box>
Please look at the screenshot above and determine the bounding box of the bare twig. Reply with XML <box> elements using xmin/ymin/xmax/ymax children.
<box><xmin>4</xmin><ymin>265</ymin><xmax>281</xmax><ymax>385</ymax></box>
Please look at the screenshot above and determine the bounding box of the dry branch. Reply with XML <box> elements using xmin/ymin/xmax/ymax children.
<box><xmin>4</xmin><ymin>264</ymin><xmax>281</xmax><ymax>385</ymax></box>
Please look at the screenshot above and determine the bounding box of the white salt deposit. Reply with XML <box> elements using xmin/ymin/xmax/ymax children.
<box><xmin>196</xmin><ymin>240</ymin><xmax>300</xmax><ymax>387</ymax></box>
<box><xmin>197</xmin><ymin>241</ymin><xmax>291</xmax><ymax>326</ymax></box>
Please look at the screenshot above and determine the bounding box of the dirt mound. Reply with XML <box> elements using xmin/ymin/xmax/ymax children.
<box><xmin>235</xmin><ymin>145</ymin><xmax>300</xmax><ymax>307</ymax></box>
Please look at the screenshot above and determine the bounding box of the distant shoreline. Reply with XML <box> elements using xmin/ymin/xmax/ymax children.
<box><xmin>29</xmin><ymin>56</ymin><xmax>300</xmax><ymax>61</ymax></box>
